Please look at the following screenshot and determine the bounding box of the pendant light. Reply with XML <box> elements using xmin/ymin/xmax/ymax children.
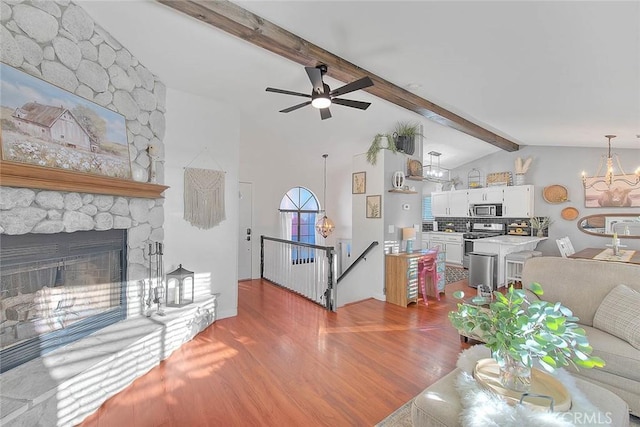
<box><xmin>316</xmin><ymin>153</ymin><xmax>335</xmax><ymax>238</ymax></box>
<box><xmin>581</xmin><ymin>135</ymin><xmax>640</xmax><ymax>189</ymax></box>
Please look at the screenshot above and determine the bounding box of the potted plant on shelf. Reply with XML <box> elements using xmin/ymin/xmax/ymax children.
<box><xmin>366</xmin><ymin>121</ymin><xmax>422</xmax><ymax>165</ymax></box>
<box><xmin>392</xmin><ymin>121</ymin><xmax>421</xmax><ymax>154</ymax></box>
<box><xmin>529</xmin><ymin>216</ymin><xmax>552</xmax><ymax>237</ymax></box>
<box><xmin>366</xmin><ymin>133</ymin><xmax>398</xmax><ymax>165</ymax></box>
<box><xmin>449</xmin><ymin>283</ymin><xmax>605</xmax><ymax>392</ymax></box>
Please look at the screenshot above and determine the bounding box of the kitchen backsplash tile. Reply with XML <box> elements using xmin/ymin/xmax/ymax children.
<box><xmin>424</xmin><ymin>217</ymin><xmax>549</xmax><ymax>237</ymax></box>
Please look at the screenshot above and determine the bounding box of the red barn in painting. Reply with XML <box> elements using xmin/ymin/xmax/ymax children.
<box><xmin>12</xmin><ymin>102</ymin><xmax>98</xmax><ymax>151</ymax></box>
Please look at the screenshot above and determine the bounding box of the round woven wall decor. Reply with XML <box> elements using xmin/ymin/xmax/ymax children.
<box><xmin>543</xmin><ymin>185</ymin><xmax>568</xmax><ymax>204</ymax></box>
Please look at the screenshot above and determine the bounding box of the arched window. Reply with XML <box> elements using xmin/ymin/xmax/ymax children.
<box><xmin>279</xmin><ymin>187</ymin><xmax>320</xmax><ymax>263</ymax></box>
<box><xmin>279</xmin><ymin>186</ymin><xmax>320</xmax><ymax>244</ymax></box>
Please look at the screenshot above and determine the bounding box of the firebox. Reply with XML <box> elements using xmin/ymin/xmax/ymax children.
<box><xmin>0</xmin><ymin>229</ymin><xmax>127</xmax><ymax>373</ymax></box>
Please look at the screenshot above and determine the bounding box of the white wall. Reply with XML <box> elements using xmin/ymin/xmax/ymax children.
<box><xmin>451</xmin><ymin>145</ymin><xmax>640</xmax><ymax>253</ymax></box>
<box><xmin>163</xmin><ymin>88</ymin><xmax>240</xmax><ymax>320</ymax></box>
<box><xmin>237</xmin><ymin>117</ymin><xmax>369</xmax><ymax>279</ymax></box>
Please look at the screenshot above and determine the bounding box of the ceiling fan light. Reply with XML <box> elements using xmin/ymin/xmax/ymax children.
<box><xmin>311</xmin><ymin>96</ymin><xmax>331</xmax><ymax>109</ymax></box>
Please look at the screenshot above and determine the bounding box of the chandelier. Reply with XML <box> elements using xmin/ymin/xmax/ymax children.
<box><xmin>581</xmin><ymin>135</ymin><xmax>640</xmax><ymax>190</ymax></box>
<box><xmin>423</xmin><ymin>151</ymin><xmax>450</xmax><ymax>183</ymax></box>
<box><xmin>315</xmin><ymin>154</ymin><xmax>335</xmax><ymax>238</ymax></box>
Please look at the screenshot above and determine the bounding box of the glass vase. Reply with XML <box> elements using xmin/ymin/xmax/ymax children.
<box><xmin>498</xmin><ymin>352</ymin><xmax>531</xmax><ymax>392</ymax></box>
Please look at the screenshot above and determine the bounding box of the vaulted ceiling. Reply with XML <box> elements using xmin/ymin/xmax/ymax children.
<box><xmin>79</xmin><ymin>1</ymin><xmax>640</xmax><ymax>169</ymax></box>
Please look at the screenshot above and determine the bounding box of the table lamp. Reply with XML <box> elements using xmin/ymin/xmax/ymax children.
<box><xmin>402</xmin><ymin>227</ymin><xmax>416</xmax><ymax>253</ymax></box>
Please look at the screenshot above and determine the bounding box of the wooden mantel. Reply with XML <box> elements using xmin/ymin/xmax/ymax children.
<box><xmin>0</xmin><ymin>161</ymin><xmax>168</xmax><ymax>199</ymax></box>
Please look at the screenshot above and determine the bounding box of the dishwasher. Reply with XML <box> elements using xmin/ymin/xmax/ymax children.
<box><xmin>468</xmin><ymin>252</ymin><xmax>497</xmax><ymax>290</ymax></box>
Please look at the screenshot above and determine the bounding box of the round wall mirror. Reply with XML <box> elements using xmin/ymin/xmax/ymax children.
<box><xmin>577</xmin><ymin>213</ymin><xmax>640</xmax><ymax>239</ymax></box>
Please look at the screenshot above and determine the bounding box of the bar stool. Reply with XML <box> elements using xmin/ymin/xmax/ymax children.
<box><xmin>505</xmin><ymin>251</ymin><xmax>536</xmax><ymax>287</ymax></box>
<box><xmin>418</xmin><ymin>249</ymin><xmax>441</xmax><ymax>305</ymax></box>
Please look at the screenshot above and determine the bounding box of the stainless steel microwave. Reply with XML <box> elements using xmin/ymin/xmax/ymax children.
<box><xmin>472</xmin><ymin>204</ymin><xmax>503</xmax><ymax>217</ymax></box>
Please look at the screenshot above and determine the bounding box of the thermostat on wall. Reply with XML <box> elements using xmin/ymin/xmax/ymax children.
<box><xmin>402</xmin><ymin>203</ymin><xmax>410</xmax><ymax>211</ymax></box>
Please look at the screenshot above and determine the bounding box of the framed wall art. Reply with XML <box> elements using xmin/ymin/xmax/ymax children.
<box><xmin>352</xmin><ymin>171</ymin><xmax>366</xmax><ymax>194</ymax></box>
<box><xmin>366</xmin><ymin>195</ymin><xmax>381</xmax><ymax>218</ymax></box>
<box><xmin>0</xmin><ymin>63</ymin><xmax>131</xmax><ymax>179</ymax></box>
<box><xmin>583</xmin><ymin>177</ymin><xmax>640</xmax><ymax>208</ymax></box>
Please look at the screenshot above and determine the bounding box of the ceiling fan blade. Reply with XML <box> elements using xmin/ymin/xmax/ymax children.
<box><xmin>332</xmin><ymin>98</ymin><xmax>371</xmax><ymax>110</ymax></box>
<box><xmin>320</xmin><ymin>107</ymin><xmax>332</xmax><ymax>120</ymax></box>
<box><xmin>280</xmin><ymin>101</ymin><xmax>312</xmax><ymax>113</ymax></box>
<box><xmin>305</xmin><ymin>67</ymin><xmax>324</xmax><ymax>93</ymax></box>
<box><xmin>329</xmin><ymin>76</ymin><xmax>373</xmax><ymax>97</ymax></box>
<box><xmin>266</xmin><ymin>87</ymin><xmax>311</xmax><ymax>98</ymax></box>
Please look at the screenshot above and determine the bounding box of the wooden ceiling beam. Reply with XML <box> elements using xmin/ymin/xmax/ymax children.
<box><xmin>157</xmin><ymin>0</ymin><xmax>519</xmax><ymax>152</ymax></box>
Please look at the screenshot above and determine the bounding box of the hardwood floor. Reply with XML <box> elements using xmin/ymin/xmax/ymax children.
<box><xmin>81</xmin><ymin>279</ymin><xmax>474</xmax><ymax>427</ymax></box>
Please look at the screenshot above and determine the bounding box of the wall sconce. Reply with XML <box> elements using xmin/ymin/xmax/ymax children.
<box><xmin>582</xmin><ymin>135</ymin><xmax>640</xmax><ymax>190</ymax></box>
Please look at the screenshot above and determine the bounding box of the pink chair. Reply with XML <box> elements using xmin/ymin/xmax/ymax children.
<box><xmin>417</xmin><ymin>248</ymin><xmax>441</xmax><ymax>305</ymax></box>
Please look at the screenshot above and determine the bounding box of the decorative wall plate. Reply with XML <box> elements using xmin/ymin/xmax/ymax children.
<box><xmin>543</xmin><ymin>185</ymin><xmax>569</xmax><ymax>203</ymax></box>
<box><xmin>561</xmin><ymin>207</ymin><xmax>579</xmax><ymax>220</ymax></box>
<box><xmin>407</xmin><ymin>159</ymin><xmax>423</xmax><ymax>177</ymax></box>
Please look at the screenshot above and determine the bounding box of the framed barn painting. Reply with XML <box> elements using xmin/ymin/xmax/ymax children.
<box><xmin>0</xmin><ymin>63</ymin><xmax>131</xmax><ymax>179</ymax></box>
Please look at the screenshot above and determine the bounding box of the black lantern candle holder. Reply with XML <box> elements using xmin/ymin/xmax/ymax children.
<box><xmin>165</xmin><ymin>264</ymin><xmax>194</xmax><ymax>307</ymax></box>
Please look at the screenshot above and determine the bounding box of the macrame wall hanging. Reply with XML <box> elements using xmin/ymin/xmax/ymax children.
<box><xmin>184</xmin><ymin>167</ymin><xmax>226</xmax><ymax>229</ymax></box>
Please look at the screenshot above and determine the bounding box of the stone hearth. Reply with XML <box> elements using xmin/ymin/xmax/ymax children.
<box><xmin>0</xmin><ymin>295</ymin><xmax>217</xmax><ymax>426</ymax></box>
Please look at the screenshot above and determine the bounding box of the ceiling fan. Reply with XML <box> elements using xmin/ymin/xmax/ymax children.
<box><xmin>265</xmin><ymin>64</ymin><xmax>374</xmax><ymax>120</ymax></box>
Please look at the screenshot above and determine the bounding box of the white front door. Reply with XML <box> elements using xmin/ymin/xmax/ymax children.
<box><xmin>238</xmin><ymin>182</ymin><xmax>253</xmax><ymax>280</ymax></box>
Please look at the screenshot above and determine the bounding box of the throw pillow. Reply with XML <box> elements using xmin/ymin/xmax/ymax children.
<box><xmin>593</xmin><ymin>284</ymin><xmax>640</xmax><ymax>350</ymax></box>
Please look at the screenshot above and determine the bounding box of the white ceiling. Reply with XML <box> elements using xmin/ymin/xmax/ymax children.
<box><xmin>78</xmin><ymin>0</ymin><xmax>640</xmax><ymax>170</ymax></box>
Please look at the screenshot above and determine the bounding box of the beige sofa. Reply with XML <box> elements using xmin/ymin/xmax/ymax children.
<box><xmin>521</xmin><ymin>256</ymin><xmax>640</xmax><ymax>417</ymax></box>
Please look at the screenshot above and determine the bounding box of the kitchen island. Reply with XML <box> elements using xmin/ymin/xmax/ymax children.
<box><xmin>472</xmin><ymin>235</ymin><xmax>546</xmax><ymax>288</ymax></box>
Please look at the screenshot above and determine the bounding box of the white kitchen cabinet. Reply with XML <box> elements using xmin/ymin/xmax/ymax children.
<box><xmin>503</xmin><ymin>185</ymin><xmax>534</xmax><ymax>218</ymax></box>
<box><xmin>467</xmin><ymin>187</ymin><xmax>504</xmax><ymax>204</ymax></box>
<box><xmin>450</xmin><ymin>191</ymin><xmax>469</xmax><ymax>216</ymax></box>
<box><xmin>429</xmin><ymin>232</ymin><xmax>463</xmax><ymax>266</ymax></box>
<box><xmin>431</xmin><ymin>192</ymin><xmax>449</xmax><ymax>217</ymax></box>
<box><xmin>431</xmin><ymin>190</ymin><xmax>468</xmax><ymax>217</ymax></box>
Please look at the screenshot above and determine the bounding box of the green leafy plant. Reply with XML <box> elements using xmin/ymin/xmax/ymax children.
<box><xmin>392</xmin><ymin>121</ymin><xmax>421</xmax><ymax>138</ymax></box>
<box><xmin>448</xmin><ymin>283</ymin><xmax>605</xmax><ymax>373</ymax></box>
<box><xmin>366</xmin><ymin>121</ymin><xmax>423</xmax><ymax>165</ymax></box>
<box><xmin>366</xmin><ymin>133</ymin><xmax>397</xmax><ymax>165</ymax></box>
<box><xmin>529</xmin><ymin>216</ymin><xmax>553</xmax><ymax>232</ymax></box>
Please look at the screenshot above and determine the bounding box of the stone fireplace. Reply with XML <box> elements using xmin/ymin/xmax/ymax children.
<box><xmin>0</xmin><ymin>229</ymin><xmax>127</xmax><ymax>373</ymax></box>
<box><xmin>0</xmin><ymin>2</ymin><xmax>216</xmax><ymax>425</ymax></box>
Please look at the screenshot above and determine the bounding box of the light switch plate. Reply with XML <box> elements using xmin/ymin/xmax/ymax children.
<box><xmin>388</xmin><ymin>225</ymin><xmax>395</xmax><ymax>233</ymax></box>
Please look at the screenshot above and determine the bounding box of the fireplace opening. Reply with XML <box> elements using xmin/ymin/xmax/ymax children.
<box><xmin>0</xmin><ymin>229</ymin><xmax>127</xmax><ymax>373</ymax></box>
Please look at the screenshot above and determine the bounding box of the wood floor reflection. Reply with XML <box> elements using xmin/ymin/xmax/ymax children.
<box><xmin>81</xmin><ymin>279</ymin><xmax>473</xmax><ymax>427</ymax></box>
